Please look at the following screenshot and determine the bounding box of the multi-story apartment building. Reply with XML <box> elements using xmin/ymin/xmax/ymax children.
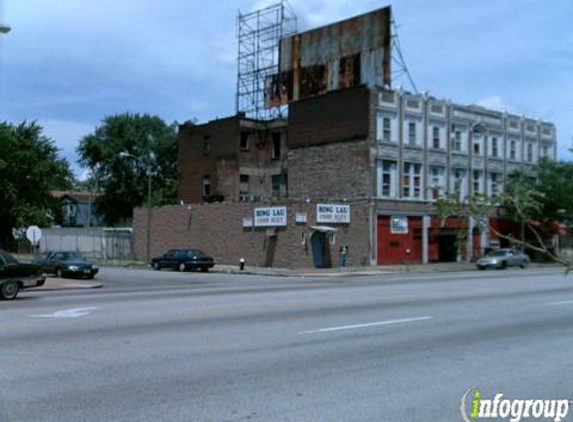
<box><xmin>146</xmin><ymin>6</ymin><xmax>557</xmax><ymax>268</ymax></box>
<box><xmin>172</xmin><ymin>85</ymin><xmax>556</xmax><ymax>266</ymax></box>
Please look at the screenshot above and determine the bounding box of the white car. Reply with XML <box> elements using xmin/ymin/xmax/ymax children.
<box><xmin>476</xmin><ymin>248</ymin><xmax>530</xmax><ymax>270</ymax></box>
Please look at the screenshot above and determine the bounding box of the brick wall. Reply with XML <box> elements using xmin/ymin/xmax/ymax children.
<box><xmin>288</xmin><ymin>85</ymin><xmax>370</xmax><ymax>147</ymax></box>
<box><xmin>134</xmin><ymin>201</ymin><xmax>371</xmax><ymax>268</ymax></box>
<box><xmin>178</xmin><ymin>116</ymin><xmax>288</xmax><ymax>204</ymax></box>
<box><xmin>288</xmin><ymin>140</ymin><xmax>372</xmax><ymax>201</ymax></box>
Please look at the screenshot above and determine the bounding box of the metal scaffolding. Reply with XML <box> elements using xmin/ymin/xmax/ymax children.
<box><xmin>236</xmin><ymin>1</ymin><xmax>297</xmax><ymax>121</ymax></box>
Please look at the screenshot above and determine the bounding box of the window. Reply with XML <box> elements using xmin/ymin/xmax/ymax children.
<box><xmin>490</xmin><ymin>173</ymin><xmax>500</xmax><ymax>196</ymax></box>
<box><xmin>491</xmin><ymin>137</ymin><xmax>498</xmax><ymax>158</ymax></box>
<box><xmin>451</xmin><ymin>128</ymin><xmax>462</xmax><ymax>152</ymax></box>
<box><xmin>473</xmin><ymin>141</ymin><xmax>481</xmax><ymax>155</ymax></box>
<box><xmin>473</xmin><ymin>170</ymin><xmax>483</xmax><ymax>194</ymax></box>
<box><xmin>408</xmin><ymin>122</ymin><xmax>417</xmax><ymax>146</ymax></box>
<box><xmin>542</xmin><ymin>144</ymin><xmax>549</xmax><ymax>158</ymax></box>
<box><xmin>376</xmin><ymin>112</ymin><xmax>392</xmax><ymax>143</ymax></box>
<box><xmin>271</xmin><ymin>175</ymin><xmax>281</xmax><ymax>198</ymax></box>
<box><xmin>526</xmin><ymin>143</ymin><xmax>533</xmax><ymax>162</ymax></box>
<box><xmin>239</xmin><ymin>174</ymin><xmax>249</xmax><ymax>195</ymax></box>
<box><xmin>203</xmin><ymin>135</ymin><xmax>211</xmax><ymax>154</ymax></box>
<box><xmin>383</xmin><ymin>117</ymin><xmax>391</xmax><ymax>142</ymax></box>
<box><xmin>377</xmin><ymin>160</ymin><xmax>397</xmax><ymax>198</ymax></box>
<box><xmin>432</xmin><ymin>126</ymin><xmax>441</xmax><ymax>149</ymax></box>
<box><xmin>451</xmin><ymin>168</ymin><xmax>467</xmax><ymax>199</ymax></box>
<box><xmin>510</xmin><ymin>140</ymin><xmax>517</xmax><ymax>160</ymax></box>
<box><xmin>240</xmin><ymin>132</ymin><xmax>249</xmax><ymax>150</ymax></box>
<box><xmin>429</xmin><ymin>166</ymin><xmax>445</xmax><ymax>199</ymax></box>
<box><xmin>202</xmin><ymin>175</ymin><xmax>211</xmax><ymax>197</ymax></box>
<box><xmin>271</xmin><ymin>132</ymin><xmax>281</xmax><ymax>160</ymax></box>
<box><xmin>403</xmin><ymin>162</ymin><xmax>422</xmax><ymax>199</ymax></box>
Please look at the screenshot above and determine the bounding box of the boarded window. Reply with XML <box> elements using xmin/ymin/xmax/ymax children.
<box><xmin>240</xmin><ymin>132</ymin><xmax>249</xmax><ymax>150</ymax></box>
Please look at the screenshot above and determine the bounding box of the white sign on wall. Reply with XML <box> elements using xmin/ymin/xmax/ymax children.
<box><xmin>254</xmin><ymin>206</ymin><xmax>287</xmax><ymax>227</ymax></box>
<box><xmin>316</xmin><ymin>204</ymin><xmax>350</xmax><ymax>223</ymax></box>
<box><xmin>295</xmin><ymin>212</ymin><xmax>307</xmax><ymax>223</ymax></box>
<box><xmin>390</xmin><ymin>216</ymin><xmax>408</xmax><ymax>234</ymax></box>
<box><xmin>243</xmin><ymin>217</ymin><xmax>253</xmax><ymax>227</ymax></box>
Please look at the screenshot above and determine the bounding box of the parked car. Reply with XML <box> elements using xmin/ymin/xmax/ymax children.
<box><xmin>476</xmin><ymin>248</ymin><xmax>530</xmax><ymax>270</ymax></box>
<box><xmin>0</xmin><ymin>249</ymin><xmax>46</xmax><ymax>300</ymax></box>
<box><xmin>33</xmin><ymin>251</ymin><xmax>99</xmax><ymax>279</ymax></box>
<box><xmin>151</xmin><ymin>249</ymin><xmax>215</xmax><ymax>272</ymax></box>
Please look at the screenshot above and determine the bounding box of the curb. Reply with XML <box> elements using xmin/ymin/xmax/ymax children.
<box><xmin>30</xmin><ymin>278</ymin><xmax>103</xmax><ymax>291</ymax></box>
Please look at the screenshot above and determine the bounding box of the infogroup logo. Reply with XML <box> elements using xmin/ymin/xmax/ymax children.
<box><xmin>460</xmin><ymin>388</ymin><xmax>571</xmax><ymax>422</ymax></box>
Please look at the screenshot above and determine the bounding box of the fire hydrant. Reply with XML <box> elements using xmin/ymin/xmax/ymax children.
<box><xmin>239</xmin><ymin>258</ymin><xmax>245</xmax><ymax>271</ymax></box>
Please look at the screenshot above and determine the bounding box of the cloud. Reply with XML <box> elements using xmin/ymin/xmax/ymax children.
<box><xmin>475</xmin><ymin>96</ymin><xmax>518</xmax><ymax>114</ymax></box>
<box><xmin>39</xmin><ymin>119</ymin><xmax>94</xmax><ymax>177</ymax></box>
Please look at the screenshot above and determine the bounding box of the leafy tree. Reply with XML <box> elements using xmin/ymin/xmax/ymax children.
<box><xmin>77</xmin><ymin>113</ymin><xmax>178</xmax><ymax>225</ymax></box>
<box><xmin>0</xmin><ymin>121</ymin><xmax>74</xmax><ymax>247</ymax></box>
<box><xmin>435</xmin><ymin>175</ymin><xmax>573</xmax><ymax>271</ymax></box>
<box><xmin>531</xmin><ymin>158</ymin><xmax>573</xmax><ymax>224</ymax></box>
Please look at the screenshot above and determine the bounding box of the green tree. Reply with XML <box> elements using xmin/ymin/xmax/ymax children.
<box><xmin>77</xmin><ymin>113</ymin><xmax>178</xmax><ymax>225</ymax></box>
<box><xmin>532</xmin><ymin>158</ymin><xmax>573</xmax><ymax>224</ymax></box>
<box><xmin>435</xmin><ymin>175</ymin><xmax>572</xmax><ymax>271</ymax></box>
<box><xmin>0</xmin><ymin>121</ymin><xmax>74</xmax><ymax>247</ymax></box>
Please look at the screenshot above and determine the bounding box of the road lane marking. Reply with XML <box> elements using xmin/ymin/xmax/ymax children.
<box><xmin>30</xmin><ymin>307</ymin><xmax>99</xmax><ymax>318</ymax></box>
<box><xmin>299</xmin><ymin>316</ymin><xmax>433</xmax><ymax>334</ymax></box>
<box><xmin>546</xmin><ymin>300</ymin><xmax>573</xmax><ymax>306</ymax></box>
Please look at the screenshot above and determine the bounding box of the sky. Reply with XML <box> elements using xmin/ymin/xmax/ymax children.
<box><xmin>1</xmin><ymin>0</ymin><xmax>572</xmax><ymax>178</ymax></box>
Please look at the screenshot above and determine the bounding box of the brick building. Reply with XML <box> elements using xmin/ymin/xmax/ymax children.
<box><xmin>136</xmin><ymin>84</ymin><xmax>556</xmax><ymax>267</ymax></box>
<box><xmin>134</xmin><ymin>6</ymin><xmax>557</xmax><ymax>268</ymax></box>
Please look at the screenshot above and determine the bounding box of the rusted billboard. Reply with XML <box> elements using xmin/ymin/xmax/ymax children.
<box><xmin>265</xmin><ymin>6</ymin><xmax>392</xmax><ymax>107</ymax></box>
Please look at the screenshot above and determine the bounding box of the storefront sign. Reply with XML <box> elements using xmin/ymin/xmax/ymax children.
<box><xmin>254</xmin><ymin>206</ymin><xmax>287</xmax><ymax>227</ymax></box>
<box><xmin>390</xmin><ymin>216</ymin><xmax>408</xmax><ymax>234</ymax></box>
<box><xmin>316</xmin><ymin>204</ymin><xmax>350</xmax><ymax>223</ymax></box>
<box><xmin>295</xmin><ymin>212</ymin><xmax>307</xmax><ymax>223</ymax></box>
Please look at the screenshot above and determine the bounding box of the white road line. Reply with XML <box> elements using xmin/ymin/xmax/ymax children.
<box><xmin>546</xmin><ymin>300</ymin><xmax>573</xmax><ymax>307</ymax></box>
<box><xmin>30</xmin><ymin>307</ymin><xmax>99</xmax><ymax>319</ymax></box>
<box><xmin>299</xmin><ymin>316</ymin><xmax>433</xmax><ymax>335</ymax></box>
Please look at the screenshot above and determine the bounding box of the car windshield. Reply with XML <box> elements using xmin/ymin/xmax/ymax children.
<box><xmin>0</xmin><ymin>251</ymin><xmax>19</xmax><ymax>264</ymax></box>
<box><xmin>56</xmin><ymin>252</ymin><xmax>83</xmax><ymax>260</ymax></box>
<box><xmin>487</xmin><ymin>250</ymin><xmax>508</xmax><ymax>257</ymax></box>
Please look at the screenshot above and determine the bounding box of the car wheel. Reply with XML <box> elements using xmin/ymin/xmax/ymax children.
<box><xmin>201</xmin><ymin>266</ymin><xmax>209</xmax><ymax>273</ymax></box>
<box><xmin>178</xmin><ymin>262</ymin><xmax>186</xmax><ymax>272</ymax></box>
<box><xmin>500</xmin><ymin>261</ymin><xmax>507</xmax><ymax>270</ymax></box>
<box><xmin>477</xmin><ymin>266</ymin><xmax>486</xmax><ymax>271</ymax></box>
<box><xmin>0</xmin><ymin>280</ymin><xmax>19</xmax><ymax>300</ymax></box>
<box><xmin>153</xmin><ymin>262</ymin><xmax>161</xmax><ymax>271</ymax></box>
<box><xmin>56</xmin><ymin>268</ymin><xmax>63</xmax><ymax>278</ymax></box>
<box><xmin>520</xmin><ymin>260</ymin><xmax>529</xmax><ymax>269</ymax></box>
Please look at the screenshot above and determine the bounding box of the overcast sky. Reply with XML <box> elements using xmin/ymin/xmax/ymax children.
<box><xmin>1</xmin><ymin>0</ymin><xmax>572</xmax><ymax>178</ymax></box>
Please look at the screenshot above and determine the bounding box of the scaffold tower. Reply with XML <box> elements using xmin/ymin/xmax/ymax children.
<box><xmin>236</xmin><ymin>1</ymin><xmax>297</xmax><ymax>120</ymax></box>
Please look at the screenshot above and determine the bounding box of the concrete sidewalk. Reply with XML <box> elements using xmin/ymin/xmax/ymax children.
<box><xmin>30</xmin><ymin>277</ymin><xmax>103</xmax><ymax>291</ymax></box>
<box><xmin>211</xmin><ymin>262</ymin><xmax>477</xmax><ymax>277</ymax></box>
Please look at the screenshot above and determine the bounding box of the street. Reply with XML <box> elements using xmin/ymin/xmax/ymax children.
<box><xmin>2</xmin><ymin>266</ymin><xmax>573</xmax><ymax>422</ymax></box>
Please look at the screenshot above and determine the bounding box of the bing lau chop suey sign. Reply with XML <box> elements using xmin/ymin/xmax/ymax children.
<box><xmin>254</xmin><ymin>206</ymin><xmax>287</xmax><ymax>227</ymax></box>
<box><xmin>316</xmin><ymin>204</ymin><xmax>350</xmax><ymax>223</ymax></box>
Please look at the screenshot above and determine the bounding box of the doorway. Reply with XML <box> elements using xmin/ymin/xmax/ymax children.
<box><xmin>438</xmin><ymin>232</ymin><xmax>458</xmax><ymax>262</ymax></box>
<box><xmin>311</xmin><ymin>231</ymin><xmax>332</xmax><ymax>268</ymax></box>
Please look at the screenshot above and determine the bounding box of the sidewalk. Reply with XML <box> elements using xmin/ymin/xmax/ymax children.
<box><xmin>30</xmin><ymin>277</ymin><xmax>102</xmax><ymax>291</ymax></box>
<box><xmin>210</xmin><ymin>262</ymin><xmax>480</xmax><ymax>277</ymax></box>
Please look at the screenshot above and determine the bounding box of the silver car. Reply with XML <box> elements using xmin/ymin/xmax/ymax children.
<box><xmin>476</xmin><ymin>248</ymin><xmax>530</xmax><ymax>270</ymax></box>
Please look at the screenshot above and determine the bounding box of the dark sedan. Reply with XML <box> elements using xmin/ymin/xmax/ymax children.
<box><xmin>33</xmin><ymin>251</ymin><xmax>99</xmax><ymax>279</ymax></box>
<box><xmin>151</xmin><ymin>249</ymin><xmax>215</xmax><ymax>272</ymax></box>
<box><xmin>0</xmin><ymin>249</ymin><xmax>46</xmax><ymax>300</ymax></box>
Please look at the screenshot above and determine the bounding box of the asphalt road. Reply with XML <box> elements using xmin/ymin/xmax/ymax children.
<box><xmin>2</xmin><ymin>266</ymin><xmax>573</xmax><ymax>422</ymax></box>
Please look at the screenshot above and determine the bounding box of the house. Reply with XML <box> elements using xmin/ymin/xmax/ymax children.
<box><xmin>51</xmin><ymin>191</ymin><xmax>103</xmax><ymax>227</ymax></box>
